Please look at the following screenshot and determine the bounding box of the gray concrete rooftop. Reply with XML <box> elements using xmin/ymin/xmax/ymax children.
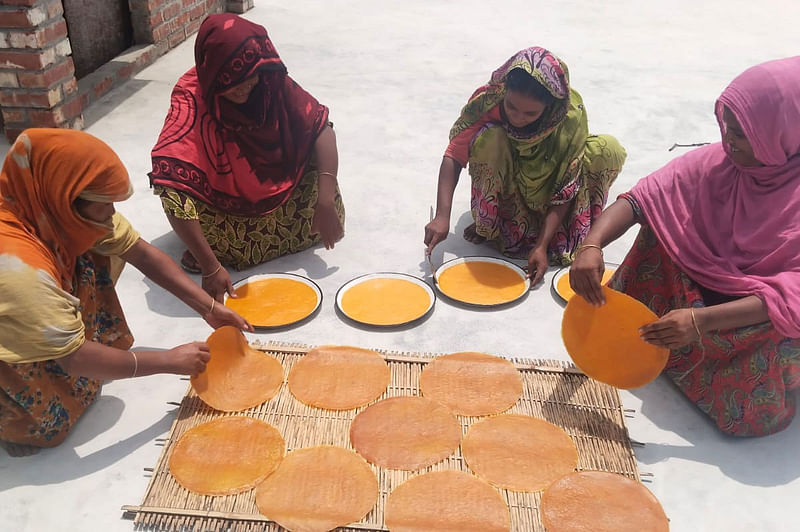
<box><xmin>2</xmin><ymin>1</ymin><xmax>799</xmax><ymax>531</ymax></box>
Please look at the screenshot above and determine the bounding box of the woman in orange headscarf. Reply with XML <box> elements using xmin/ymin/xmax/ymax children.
<box><xmin>0</xmin><ymin>129</ymin><xmax>251</xmax><ymax>456</ymax></box>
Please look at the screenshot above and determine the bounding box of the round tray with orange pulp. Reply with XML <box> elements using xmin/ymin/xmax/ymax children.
<box><xmin>225</xmin><ymin>273</ymin><xmax>322</xmax><ymax>330</ymax></box>
<box><xmin>551</xmin><ymin>262</ymin><xmax>618</xmax><ymax>305</ymax></box>
<box><xmin>335</xmin><ymin>273</ymin><xmax>435</xmax><ymax>327</ymax></box>
<box><xmin>433</xmin><ymin>256</ymin><xmax>530</xmax><ymax>308</ymax></box>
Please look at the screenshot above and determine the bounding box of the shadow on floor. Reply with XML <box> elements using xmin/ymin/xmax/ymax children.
<box><xmin>0</xmin><ymin>397</ymin><xmax>175</xmax><ymax>491</ymax></box>
<box><xmin>628</xmin><ymin>377</ymin><xmax>800</xmax><ymax>487</ymax></box>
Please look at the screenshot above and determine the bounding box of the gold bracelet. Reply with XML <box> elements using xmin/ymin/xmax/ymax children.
<box><xmin>576</xmin><ymin>244</ymin><xmax>603</xmax><ymax>257</ymax></box>
<box><xmin>130</xmin><ymin>351</ymin><xmax>138</xmax><ymax>378</ymax></box>
<box><xmin>690</xmin><ymin>307</ymin><xmax>703</xmax><ymax>341</ymax></box>
<box><xmin>318</xmin><ymin>171</ymin><xmax>337</xmax><ymax>179</ymax></box>
<box><xmin>208</xmin><ymin>297</ymin><xmax>216</xmax><ymax>315</ymax></box>
<box><xmin>202</xmin><ymin>265</ymin><xmax>222</xmax><ymax>279</ymax></box>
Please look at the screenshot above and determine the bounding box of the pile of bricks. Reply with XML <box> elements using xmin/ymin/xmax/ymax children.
<box><xmin>0</xmin><ymin>0</ymin><xmax>253</xmax><ymax>142</ymax></box>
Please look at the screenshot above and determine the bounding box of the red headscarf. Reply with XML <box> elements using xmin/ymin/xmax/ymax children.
<box><xmin>149</xmin><ymin>14</ymin><xmax>329</xmax><ymax>216</ymax></box>
<box><xmin>630</xmin><ymin>56</ymin><xmax>800</xmax><ymax>337</ymax></box>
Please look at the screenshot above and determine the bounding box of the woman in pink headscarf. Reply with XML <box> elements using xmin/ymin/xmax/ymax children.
<box><xmin>569</xmin><ymin>57</ymin><xmax>800</xmax><ymax>437</ymax></box>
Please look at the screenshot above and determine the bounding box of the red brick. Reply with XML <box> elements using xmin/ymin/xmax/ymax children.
<box><xmin>61</xmin><ymin>76</ymin><xmax>76</xmax><ymax>95</ymax></box>
<box><xmin>28</xmin><ymin>95</ymin><xmax>81</xmax><ymax>126</ymax></box>
<box><xmin>0</xmin><ymin>10</ymin><xmax>36</xmax><ymax>28</ymax></box>
<box><xmin>92</xmin><ymin>76</ymin><xmax>113</xmax><ymax>98</ymax></box>
<box><xmin>152</xmin><ymin>22</ymin><xmax>170</xmax><ymax>43</ymax></box>
<box><xmin>0</xmin><ymin>49</ymin><xmax>54</xmax><ymax>70</ymax></box>
<box><xmin>184</xmin><ymin>18</ymin><xmax>201</xmax><ymax>36</ymax></box>
<box><xmin>161</xmin><ymin>2</ymin><xmax>181</xmax><ymax>21</ymax></box>
<box><xmin>2</xmin><ymin>108</ymin><xmax>27</xmax><ymax>124</ymax></box>
<box><xmin>1</xmin><ymin>0</ymin><xmax>43</xmax><ymax>7</ymax></box>
<box><xmin>189</xmin><ymin>4</ymin><xmax>205</xmax><ymax>20</ymax></box>
<box><xmin>0</xmin><ymin>86</ymin><xmax>60</xmax><ymax>108</ymax></box>
<box><xmin>117</xmin><ymin>63</ymin><xmax>134</xmax><ymax>80</ymax></box>
<box><xmin>16</xmin><ymin>57</ymin><xmax>73</xmax><ymax>88</ymax></box>
<box><xmin>4</xmin><ymin>18</ymin><xmax>67</xmax><ymax>49</ymax></box>
<box><xmin>170</xmin><ymin>12</ymin><xmax>190</xmax><ymax>31</ymax></box>
<box><xmin>182</xmin><ymin>0</ymin><xmax>195</xmax><ymax>7</ymax></box>
<box><xmin>168</xmin><ymin>28</ymin><xmax>186</xmax><ymax>48</ymax></box>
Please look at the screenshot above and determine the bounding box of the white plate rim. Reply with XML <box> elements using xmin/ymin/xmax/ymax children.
<box><xmin>551</xmin><ymin>261</ymin><xmax>620</xmax><ymax>305</ymax></box>
<box><xmin>225</xmin><ymin>272</ymin><xmax>323</xmax><ymax>330</ymax></box>
<box><xmin>335</xmin><ymin>272</ymin><xmax>436</xmax><ymax>328</ymax></box>
<box><xmin>433</xmin><ymin>255</ymin><xmax>530</xmax><ymax>308</ymax></box>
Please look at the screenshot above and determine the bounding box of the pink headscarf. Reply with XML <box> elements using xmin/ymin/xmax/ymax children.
<box><xmin>630</xmin><ymin>56</ymin><xmax>800</xmax><ymax>337</ymax></box>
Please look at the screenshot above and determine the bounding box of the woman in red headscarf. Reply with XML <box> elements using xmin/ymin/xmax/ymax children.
<box><xmin>570</xmin><ymin>57</ymin><xmax>800</xmax><ymax>437</ymax></box>
<box><xmin>0</xmin><ymin>129</ymin><xmax>251</xmax><ymax>457</ymax></box>
<box><xmin>150</xmin><ymin>14</ymin><xmax>344</xmax><ymax>301</ymax></box>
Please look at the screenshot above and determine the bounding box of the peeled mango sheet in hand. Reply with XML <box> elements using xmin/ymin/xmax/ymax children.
<box><xmin>255</xmin><ymin>445</ymin><xmax>378</xmax><ymax>532</ymax></box>
<box><xmin>288</xmin><ymin>345</ymin><xmax>390</xmax><ymax>410</ymax></box>
<box><xmin>462</xmin><ymin>414</ymin><xmax>578</xmax><ymax>492</ymax></box>
<box><xmin>561</xmin><ymin>286</ymin><xmax>668</xmax><ymax>389</ymax></box>
<box><xmin>541</xmin><ymin>470</ymin><xmax>669</xmax><ymax>532</ymax></box>
<box><xmin>168</xmin><ymin>416</ymin><xmax>285</xmax><ymax>496</ymax></box>
<box><xmin>420</xmin><ymin>352</ymin><xmax>523</xmax><ymax>416</ymax></box>
<box><xmin>385</xmin><ymin>470</ymin><xmax>511</xmax><ymax>532</ymax></box>
<box><xmin>191</xmin><ymin>326</ymin><xmax>283</xmax><ymax>412</ymax></box>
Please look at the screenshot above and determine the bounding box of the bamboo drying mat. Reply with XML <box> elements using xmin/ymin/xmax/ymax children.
<box><xmin>124</xmin><ymin>343</ymin><xmax>640</xmax><ymax>532</ymax></box>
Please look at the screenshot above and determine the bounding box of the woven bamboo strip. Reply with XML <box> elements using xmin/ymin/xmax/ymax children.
<box><xmin>126</xmin><ymin>346</ymin><xmax>640</xmax><ymax>532</ymax></box>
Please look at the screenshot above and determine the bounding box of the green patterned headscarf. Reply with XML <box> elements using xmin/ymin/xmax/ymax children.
<box><xmin>449</xmin><ymin>47</ymin><xmax>588</xmax><ymax>211</ymax></box>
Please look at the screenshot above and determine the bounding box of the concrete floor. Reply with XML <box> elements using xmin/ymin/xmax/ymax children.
<box><xmin>2</xmin><ymin>1</ymin><xmax>799</xmax><ymax>531</ymax></box>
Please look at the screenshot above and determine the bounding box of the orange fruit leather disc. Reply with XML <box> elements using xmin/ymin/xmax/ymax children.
<box><xmin>225</xmin><ymin>277</ymin><xmax>318</xmax><ymax>327</ymax></box>
<box><xmin>385</xmin><ymin>470</ymin><xmax>510</xmax><ymax>532</ymax></box>
<box><xmin>340</xmin><ymin>277</ymin><xmax>431</xmax><ymax>325</ymax></box>
<box><xmin>288</xmin><ymin>345</ymin><xmax>390</xmax><ymax>410</ymax></box>
<box><xmin>556</xmin><ymin>268</ymin><xmax>616</xmax><ymax>302</ymax></box>
<box><xmin>191</xmin><ymin>326</ymin><xmax>283</xmax><ymax>412</ymax></box>
<box><xmin>437</xmin><ymin>261</ymin><xmax>526</xmax><ymax>305</ymax></box>
<box><xmin>561</xmin><ymin>286</ymin><xmax>669</xmax><ymax>389</ymax></box>
<box><xmin>349</xmin><ymin>396</ymin><xmax>461</xmax><ymax>470</ymax></box>
<box><xmin>461</xmin><ymin>414</ymin><xmax>578</xmax><ymax>491</ymax></box>
<box><xmin>168</xmin><ymin>417</ymin><xmax>285</xmax><ymax>496</ymax></box>
<box><xmin>541</xmin><ymin>470</ymin><xmax>669</xmax><ymax>532</ymax></box>
<box><xmin>419</xmin><ymin>352</ymin><xmax>523</xmax><ymax>416</ymax></box>
<box><xmin>255</xmin><ymin>445</ymin><xmax>378</xmax><ymax>532</ymax></box>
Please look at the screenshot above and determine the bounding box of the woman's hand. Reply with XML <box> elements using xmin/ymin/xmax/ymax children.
<box><xmin>570</xmin><ymin>246</ymin><xmax>606</xmax><ymax>306</ymax></box>
<box><xmin>312</xmin><ymin>199</ymin><xmax>344</xmax><ymax>249</ymax></box>
<box><xmin>202</xmin><ymin>265</ymin><xmax>235</xmax><ymax>303</ymax></box>
<box><xmin>424</xmin><ymin>214</ymin><xmax>450</xmax><ymax>255</ymax></box>
<box><xmin>166</xmin><ymin>341</ymin><xmax>211</xmax><ymax>377</ymax></box>
<box><xmin>204</xmin><ymin>299</ymin><xmax>254</xmax><ymax>332</ymax></box>
<box><xmin>527</xmin><ymin>245</ymin><xmax>548</xmax><ymax>286</ymax></box>
<box><xmin>639</xmin><ymin>309</ymin><xmax>700</xmax><ymax>350</ymax></box>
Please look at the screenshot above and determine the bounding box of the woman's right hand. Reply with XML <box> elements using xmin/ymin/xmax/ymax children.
<box><xmin>167</xmin><ymin>341</ymin><xmax>211</xmax><ymax>377</ymax></box>
<box><xmin>424</xmin><ymin>215</ymin><xmax>450</xmax><ymax>255</ymax></box>
<box><xmin>569</xmin><ymin>246</ymin><xmax>606</xmax><ymax>306</ymax></box>
<box><xmin>202</xmin><ymin>265</ymin><xmax>236</xmax><ymax>303</ymax></box>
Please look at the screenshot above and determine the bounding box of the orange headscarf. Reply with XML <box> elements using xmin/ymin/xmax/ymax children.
<box><xmin>0</xmin><ymin>129</ymin><xmax>133</xmax><ymax>291</ymax></box>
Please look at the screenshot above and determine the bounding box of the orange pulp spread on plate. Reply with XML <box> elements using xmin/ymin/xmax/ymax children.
<box><xmin>437</xmin><ymin>262</ymin><xmax>526</xmax><ymax>305</ymax></box>
<box><xmin>226</xmin><ymin>278</ymin><xmax>317</xmax><ymax>327</ymax></box>
<box><xmin>340</xmin><ymin>278</ymin><xmax>431</xmax><ymax>325</ymax></box>
<box><xmin>556</xmin><ymin>268</ymin><xmax>616</xmax><ymax>302</ymax></box>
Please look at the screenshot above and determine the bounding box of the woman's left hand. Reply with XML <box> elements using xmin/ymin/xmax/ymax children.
<box><xmin>312</xmin><ymin>200</ymin><xmax>344</xmax><ymax>250</ymax></box>
<box><xmin>639</xmin><ymin>309</ymin><xmax>700</xmax><ymax>350</ymax></box>
<box><xmin>204</xmin><ymin>300</ymin><xmax>254</xmax><ymax>332</ymax></box>
<box><xmin>527</xmin><ymin>246</ymin><xmax>548</xmax><ymax>286</ymax></box>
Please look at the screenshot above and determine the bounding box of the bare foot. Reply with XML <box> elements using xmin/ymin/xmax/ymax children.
<box><xmin>1</xmin><ymin>440</ymin><xmax>40</xmax><ymax>457</ymax></box>
<box><xmin>462</xmin><ymin>223</ymin><xmax>486</xmax><ymax>244</ymax></box>
<box><xmin>180</xmin><ymin>250</ymin><xmax>201</xmax><ymax>274</ymax></box>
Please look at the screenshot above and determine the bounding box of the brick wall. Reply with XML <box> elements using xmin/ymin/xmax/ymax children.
<box><xmin>0</xmin><ymin>0</ymin><xmax>252</xmax><ymax>142</ymax></box>
<box><xmin>0</xmin><ymin>0</ymin><xmax>80</xmax><ymax>140</ymax></box>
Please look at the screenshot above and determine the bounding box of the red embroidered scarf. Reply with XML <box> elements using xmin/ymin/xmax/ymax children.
<box><xmin>149</xmin><ymin>14</ymin><xmax>329</xmax><ymax>216</ymax></box>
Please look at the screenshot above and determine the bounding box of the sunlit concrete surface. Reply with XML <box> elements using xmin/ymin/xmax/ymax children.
<box><xmin>1</xmin><ymin>2</ymin><xmax>798</xmax><ymax>531</ymax></box>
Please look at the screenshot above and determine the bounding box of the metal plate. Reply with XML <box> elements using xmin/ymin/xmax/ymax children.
<box><xmin>225</xmin><ymin>273</ymin><xmax>322</xmax><ymax>331</ymax></box>
<box><xmin>335</xmin><ymin>272</ymin><xmax>435</xmax><ymax>328</ymax></box>
<box><xmin>433</xmin><ymin>256</ymin><xmax>530</xmax><ymax>308</ymax></box>
<box><xmin>551</xmin><ymin>262</ymin><xmax>619</xmax><ymax>306</ymax></box>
